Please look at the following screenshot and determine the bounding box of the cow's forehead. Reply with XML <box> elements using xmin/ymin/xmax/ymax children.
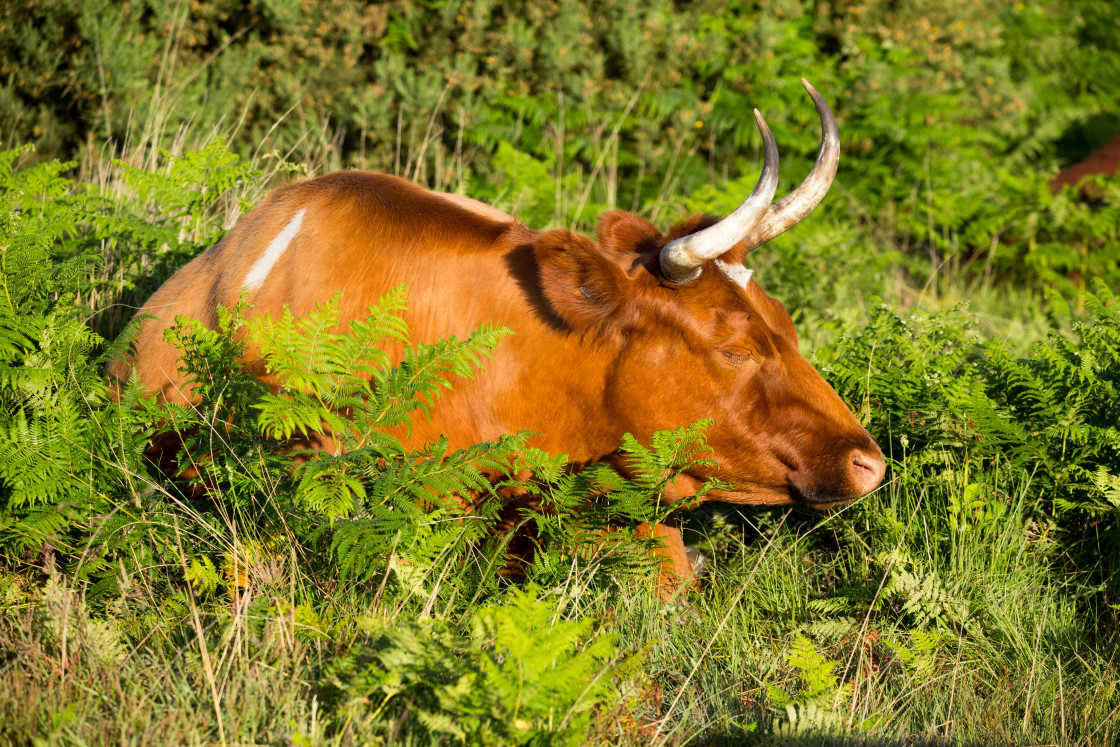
<box><xmin>696</xmin><ymin>260</ymin><xmax>797</xmax><ymax>341</ymax></box>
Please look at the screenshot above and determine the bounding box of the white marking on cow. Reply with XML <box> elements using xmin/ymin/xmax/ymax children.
<box><xmin>715</xmin><ymin>260</ymin><xmax>754</xmax><ymax>289</ymax></box>
<box><xmin>242</xmin><ymin>209</ymin><xmax>306</xmax><ymax>290</ymax></box>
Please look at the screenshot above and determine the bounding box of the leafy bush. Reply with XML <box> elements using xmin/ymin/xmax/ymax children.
<box><xmin>814</xmin><ymin>284</ymin><xmax>1120</xmax><ymax>637</ymax></box>
<box><xmin>333</xmin><ymin>586</ymin><xmax>617</xmax><ymax>745</ymax></box>
<box><xmin>822</xmin><ymin>285</ymin><xmax>1120</xmax><ymax>520</ymax></box>
<box><xmin>5</xmin><ymin>1</ymin><xmax>1119</xmax><ymax>289</ymax></box>
<box><xmin>0</xmin><ymin>146</ymin><xmax>152</xmax><ymax>564</ymax></box>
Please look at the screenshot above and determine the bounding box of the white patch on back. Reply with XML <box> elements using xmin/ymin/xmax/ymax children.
<box><xmin>243</xmin><ymin>209</ymin><xmax>306</xmax><ymax>291</ymax></box>
<box><xmin>714</xmin><ymin>260</ymin><xmax>754</xmax><ymax>289</ymax></box>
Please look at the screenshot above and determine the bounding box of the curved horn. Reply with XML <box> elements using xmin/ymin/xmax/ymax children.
<box><xmin>740</xmin><ymin>78</ymin><xmax>839</xmax><ymax>254</ymax></box>
<box><xmin>659</xmin><ymin>109</ymin><xmax>780</xmax><ymax>285</ymax></box>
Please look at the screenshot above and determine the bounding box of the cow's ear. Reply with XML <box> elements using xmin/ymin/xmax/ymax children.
<box><xmin>596</xmin><ymin>211</ymin><xmax>662</xmax><ymax>257</ymax></box>
<box><xmin>663</xmin><ymin>214</ymin><xmax>721</xmax><ymax>243</ymax></box>
<box><xmin>534</xmin><ymin>230</ymin><xmax>630</xmax><ymax>331</ymax></box>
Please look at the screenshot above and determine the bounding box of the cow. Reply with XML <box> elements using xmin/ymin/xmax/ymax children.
<box><xmin>1050</xmin><ymin>133</ymin><xmax>1120</xmax><ymax>200</ymax></box>
<box><xmin>108</xmin><ymin>79</ymin><xmax>885</xmax><ymax>591</ymax></box>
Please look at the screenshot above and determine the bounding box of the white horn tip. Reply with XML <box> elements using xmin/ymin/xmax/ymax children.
<box><xmin>802</xmin><ymin>78</ymin><xmax>826</xmax><ymax>99</ymax></box>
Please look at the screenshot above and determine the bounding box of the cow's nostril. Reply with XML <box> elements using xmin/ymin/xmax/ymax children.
<box><xmin>850</xmin><ymin>449</ymin><xmax>886</xmax><ymax>495</ymax></box>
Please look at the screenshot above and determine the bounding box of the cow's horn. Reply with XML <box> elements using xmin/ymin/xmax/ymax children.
<box><xmin>659</xmin><ymin>109</ymin><xmax>780</xmax><ymax>285</ymax></box>
<box><xmin>739</xmin><ymin>78</ymin><xmax>839</xmax><ymax>255</ymax></box>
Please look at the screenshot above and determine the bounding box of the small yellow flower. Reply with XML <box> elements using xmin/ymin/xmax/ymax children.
<box><xmin>695</xmin><ymin>120</ymin><xmax>704</xmax><ymax>129</ymax></box>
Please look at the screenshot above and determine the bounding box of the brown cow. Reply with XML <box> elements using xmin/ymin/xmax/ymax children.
<box><xmin>109</xmin><ymin>79</ymin><xmax>885</xmax><ymax>589</ymax></box>
<box><xmin>1050</xmin><ymin>134</ymin><xmax>1120</xmax><ymax>200</ymax></box>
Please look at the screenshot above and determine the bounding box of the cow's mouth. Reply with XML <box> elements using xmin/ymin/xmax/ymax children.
<box><xmin>667</xmin><ymin>470</ymin><xmax>801</xmax><ymax>507</ymax></box>
<box><xmin>788</xmin><ymin>485</ymin><xmax>860</xmax><ymax>510</ymax></box>
<box><xmin>785</xmin><ymin>478</ymin><xmax>875</xmax><ymax>509</ymax></box>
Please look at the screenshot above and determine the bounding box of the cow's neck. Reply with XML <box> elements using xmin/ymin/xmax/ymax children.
<box><xmin>396</xmin><ymin>228</ymin><xmax>622</xmax><ymax>465</ymax></box>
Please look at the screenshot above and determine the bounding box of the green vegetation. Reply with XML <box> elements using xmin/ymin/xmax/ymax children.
<box><xmin>2</xmin><ymin>0</ymin><xmax>1120</xmax><ymax>744</ymax></box>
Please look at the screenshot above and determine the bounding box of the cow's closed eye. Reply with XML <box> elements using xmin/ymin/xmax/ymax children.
<box><xmin>720</xmin><ymin>348</ymin><xmax>754</xmax><ymax>365</ymax></box>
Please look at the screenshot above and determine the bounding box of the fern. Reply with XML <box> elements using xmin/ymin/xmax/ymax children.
<box><xmin>150</xmin><ymin>287</ymin><xmax>708</xmax><ymax>599</ymax></box>
<box><xmin>250</xmin><ymin>290</ymin><xmax>512</xmax><ymax>446</ymax></box>
<box><xmin>823</xmin><ymin>286</ymin><xmax>1120</xmax><ymax>522</ymax></box>
<box><xmin>0</xmin><ymin>147</ymin><xmax>163</xmax><ymax>577</ymax></box>
<box><xmin>331</xmin><ymin>585</ymin><xmax>617</xmax><ymax>745</ymax></box>
<box><xmin>768</xmin><ymin>634</ymin><xmax>855</xmax><ymax>736</ymax></box>
<box><xmin>884</xmin><ymin>630</ymin><xmax>947</xmax><ymax>679</ymax></box>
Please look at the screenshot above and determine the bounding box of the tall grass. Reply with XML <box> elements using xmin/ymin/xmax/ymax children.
<box><xmin>4</xmin><ymin>468</ymin><xmax>1116</xmax><ymax>744</ymax></box>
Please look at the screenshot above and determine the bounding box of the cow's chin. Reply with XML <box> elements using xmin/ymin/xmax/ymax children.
<box><xmin>667</xmin><ymin>472</ymin><xmax>803</xmax><ymax>507</ymax></box>
<box><xmin>674</xmin><ymin>481</ymin><xmax>861</xmax><ymax>510</ymax></box>
<box><xmin>703</xmin><ymin>486</ymin><xmax>798</xmax><ymax>506</ymax></box>
<box><xmin>665</xmin><ymin>473</ymin><xmax>862</xmax><ymax>509</ymax></box>
<box><xmin>797</xmin><ymin>495</ymin><xmax>860</xmax><ymax>511</ymax></box>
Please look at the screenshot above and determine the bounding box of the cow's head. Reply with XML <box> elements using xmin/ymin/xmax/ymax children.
<box><xmin>532</xmin><ymin>79</ymin><xmax>885</xmax><ymax>507</ymax></box>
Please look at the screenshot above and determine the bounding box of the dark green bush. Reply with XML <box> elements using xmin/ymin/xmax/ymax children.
<box><xmin>4</xmin><ymin>1</ymin><xmax>1119</xmax><ymax>295</ymax></box>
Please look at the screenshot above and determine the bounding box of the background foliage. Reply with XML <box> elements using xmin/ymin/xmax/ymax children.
<box><xmin>1</xmin><ymin>0</ymin><xmax>1120</xmax><ymax>744</ymax></box>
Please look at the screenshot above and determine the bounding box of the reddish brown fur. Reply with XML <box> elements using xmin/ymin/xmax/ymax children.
<box><xmin>1051</xmin><ymin>134</ymin><xmax>1120</xmax><ymax>199</ymax></box>
<box><xmin>109</xmin><ymin>171</ymin><xmax>885</xmax><ymax>592</ymax></box>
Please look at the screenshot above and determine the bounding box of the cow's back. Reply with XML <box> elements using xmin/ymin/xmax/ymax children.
<box><xmin>108</xmin><ymin>172</ymin><xmax>518</xmax><ymax>405</ymax></box>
